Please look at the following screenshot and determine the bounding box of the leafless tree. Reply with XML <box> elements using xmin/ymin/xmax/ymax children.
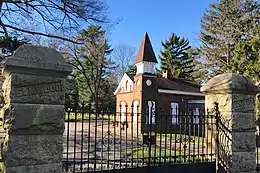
<box><xmin>112</xmin><ymin>44</ymin><xmax>136</xmax><ymax>81</ymax></box>
<box><xmin>0</xmin><ymin>0</ymin><xmax>110</xmax><ymax>43</ymax></box>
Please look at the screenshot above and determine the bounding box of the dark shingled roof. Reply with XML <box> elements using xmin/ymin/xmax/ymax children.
<box><xmin>156</xmin><ymin>77</ymin><xmax>201</xmax><ymax>93</ymax></box>
<box><xmin>134</xmin><ymin>32</ymin><xmax>158</xmax><ymax>64</ymax></box>
<box><xmin>132</xmin><ymin>73</ymin><xmax>201</xmax><ymax>93</ymax></box>
<box><xmin>126</xmin><ymin>73</ymin><xmax>135</xmax><ymax>81</ymax></box>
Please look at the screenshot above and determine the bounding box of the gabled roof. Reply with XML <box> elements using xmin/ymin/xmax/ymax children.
<box><xmin>156</xmin><ymin>77</ymin><xmax>202</xmax><ymax>93</ymax></box>
<box><xmin>114</xmin><ymin>73</ymin><xmax>134</xmax><ymax>95</ymax></box>
<box><xmin>134</xmin><ymin>32</ymin><xmax>158</xmax><ymax>64</ymax></box>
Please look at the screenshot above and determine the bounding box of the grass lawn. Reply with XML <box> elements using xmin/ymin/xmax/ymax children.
<box><xmin>156</xmin><ymin>133</ymin><xmax>205</xmax><ymax>145</ymax></box>
<box><xmin>65</xmin><ymin>113</ymin><xmax>115</xmax><ymax>122</ymax></box>
<box><xmin>128</xmin><ymin>147</ymin><xmax>206</xmax><ymax>164</ymax></box>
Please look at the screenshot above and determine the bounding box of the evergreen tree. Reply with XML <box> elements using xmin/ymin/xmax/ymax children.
<box><xmin>159</xmin><ymin>33</ymin><xmax>195</xmax><ymax>79</ymax></box>
<box><xmin>190</xmin><ymin>58</ymin><xmax>209</xmax><ymax>85</ymax></box>
<box><xmin>0</xmin><ymin>36</ymin><xmax>30</xmax><ymax>61</ymax></box>
<box><xmin>126</xmin><ymin>64</ymin><xmax>137</xmax><ymax>74</ymax></box>
<box><xmin>200</xmin><ymin>0</ymin><xmax>259</xmax><ymax>77</ymax></box>
<box><xmin>200</xmin><ymin>0</ymin><xmax>260</xmax><ymax>116</ymax></box>
<box><xmin>64</xmin><ymin>26</ymin><xmax>116</xmax><ymax>112</ymax></box>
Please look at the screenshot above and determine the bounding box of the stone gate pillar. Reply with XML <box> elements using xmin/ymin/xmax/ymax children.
<box><xmin>201</xmin><ymin>73</ymin><xmax>259</xmax><ymax>173</ymax></box>
<box><xmin>1</xmin><ymin>45</ymin><xmax>72</xmax><ymax>173</ymax></box>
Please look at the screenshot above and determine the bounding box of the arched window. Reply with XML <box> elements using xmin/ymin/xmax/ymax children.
<box><xmin>132</xmin><ymin>100</ymin><xmax>139</xmax><ymax>124</ymax></box>
<box><xmin>125</xmin><ymin>80</ymin><xmax>128</xmax><ymax>92</ymax></box>
<box><xmin>146</xmin><ymin>101</ymin><xmax>156</xmax><ymax>124</ymax></box>
<box><xmin>120</xmin><ymin>101</ymin><xmax>126</xmax><ymax>122</ymax></box>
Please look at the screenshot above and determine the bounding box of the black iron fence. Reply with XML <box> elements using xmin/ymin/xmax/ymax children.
<box><xmin>62</xmin><ymin>103</ymin><xmax>217</xmax><ymax>173</ymax></box>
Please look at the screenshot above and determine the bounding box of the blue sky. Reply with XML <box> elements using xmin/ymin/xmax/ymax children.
<box><xmin>107</xmin><ymin>0</ymin><xmax>217</xmax><ymax>57</ymax></box>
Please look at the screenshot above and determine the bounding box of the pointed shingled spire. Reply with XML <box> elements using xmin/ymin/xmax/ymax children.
<box><xmin>134</xmin><ymin>32</ymin><xmax>158</xmax><ymax>64</ymax></box>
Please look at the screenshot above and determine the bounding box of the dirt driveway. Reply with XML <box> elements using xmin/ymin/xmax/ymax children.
<box><xmin>63</xmin><ymin>121</ymin><xmax>142</xmax><ymax>161</ymax></box>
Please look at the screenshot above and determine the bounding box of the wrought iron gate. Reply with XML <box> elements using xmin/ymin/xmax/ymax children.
<box><xmin>62</xmin><ymin>102</ymin><xmax>218</xmax><ymax>173</ymax></box>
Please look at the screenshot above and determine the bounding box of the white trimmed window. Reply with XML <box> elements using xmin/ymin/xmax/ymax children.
<box><xmin>125</xmin><ymin>80</ymin><xmax>128</xmax><ymax>91</ymax></box>
<box><xmin>171</xmin><ymin>102</ymin><xmax>179</xmax><ymax>124</ymax></box>
<box><xmin>120</xmin><ymin>102</ymin><xmax>126</xmax><ymax>122</ymax></box>
<box><xmin>193</xmin><ymin>108</ymin><xmax>200</xmax><ymax>124</ymax></box>
<box><xmin>133</xmin><ymin>100</ymin><xmax>138</xmax><ymax>124</ymax></box>
<box><xmin>146</xmin><ymin>101</ymin><xmax>156</xmax><ymax>124</ymax></box>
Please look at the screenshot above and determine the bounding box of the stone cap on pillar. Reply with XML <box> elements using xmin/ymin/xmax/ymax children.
<box><xmin>201</xmin><ymin>73</ymin><xmax>260</xmax><ymax>94</ymax></box>
<box><xmin>3</xmin><ymin>44</ymin><xmax>73</xmax><ymax>77</ymax></box>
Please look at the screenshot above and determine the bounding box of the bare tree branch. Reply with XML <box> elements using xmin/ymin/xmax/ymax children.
<box><xmin>64</xmin><ymin>44</ymin><xmax>97</xmax><ymax>101</ymax></box>
<box><xmin>112</xmin><ymin>44</ymin><xmax>136</xmax><ymax>80</ymax></box>
<box><xmin>0</xmin><ymin>0</ymin><xmax>110</xmax><ymax>43</ymax></box>
<box><xmin>2</xmin><ymin>0</ymin><xmax>34</xmax><ymax>3</ymax></box>
<box><xmin>1</xmin><ymin>23</ymin><xmax>80</xmax><ymax>44</ymax></box>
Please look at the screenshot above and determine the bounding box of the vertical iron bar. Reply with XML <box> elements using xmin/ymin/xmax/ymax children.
<box><xmin>136</xmin><ymin>106</ymin><xmax>139</xmax><ymax>167</ymax></box>
<box><xmin>73</xmin><ymin>102</ymin><xmax>77</xmax><ymax>172</ymax></box>
<box><xmin>164</xmin><ymin>110</ymin><xmax>167</xmax><ymax>164</ymax></box>
<box><xmin>66</xmin><ymin>107</ymin><xmax>70</xmax><ymax>172</ymax></box>
<box><xmin>120</xmin><ymin>105</ymin><xmax>122</xmax><ymax>169</ymax></box>
<box><xmin>148</xmin><ymin>105</ymin><xmax>152</xmax><ymax>167</ymax></box>
<box><xmin>94</xmin><ymin>108</ymin><xmax>98</xmax><ymax>170</ymax></box>
<box><xmin>197</xmin><ymin>110</ymin><xmax>201</xmax><ymax>162</ymax></box>
<box><xmin>193</xmin><ymin>111</ymin><xmax>196</xmax><ymax>163</ymax></box>
<box><xmin>174</xmin><ymin>106</ymin><xmax>177</xmax><ymax>163</ymax></box>
<box><xmin>125</xmin><ymin>104</ymin><xmax>128</xmax><ymax>168</ymax></box>
<box><xmin>202</xmin><ymin>112</ymin><xmax>205</xmax><ymax>161</ymax></box>
<box><xmin>87</xmin><ymin>103</ymin><xmax>91</xmax><ymax>171</ymax></box>
<box><xmin>214</xmin><ymin>103</ymin><xmax>220</xmax><ymax>166</ymax></box>
<box><xmin>80</xmin><ymin>102</ymin><xmax>85</xmax><ymax>172</ymax></box>
<box><xmin>206</xmin><ymin>110</ymin><xmax>209</xmax><ymax>161</ymax></box>
<box><xmin>210</xmin><ymin>113</ymin><xmax>213</xmax><ymax>161</ymax></box>
<box><xmin>179</xmin><ymin>110</ymin><xmax>182</xmax><ymax>164</ymax></box>
<box><xmin>131</xmin><ymin>104</ymin><xmax>134</xmax><ymax>168</ymax></box>
<box><xmin>113</xmin><ymin>107</ymin><xmax>118</xmax><ymax>170</ymax></box>
<box><xmin>223</xmin><ymin>125</ymin><xmax>227</xmax><ymax>165</ymax></box>
<box><xmin>107</xmin><ymin>109</ymin><xmax>111</xmax><ymax>169</ymax></box>
<box><xmin>101</xmin><ymin>108</ymin><xmax>104</xmax><ymax>171</ymax></box>
<box><xmin>94</xmin><ymin>106</ymin><xmax>99</xmax><ymax>171</ymax></box>
<box><xmin>169</xmin><ymin>107</ymin><xmax>173</xmax><ymax>164</ymax></box>
<box><xmin>142</xmin><ymin>107</ymin><xmax>146</xmax><ymax>166</ymax></box>
<box><xmin>159</xmin><ymin>108</ymin><xmax>163</xmax><ymax>166</ymax></box>
<box><xmin>201</xmin><ymin>116</ymin><xmax>204</xmax><ymax>161</ymax></box>
<box><xmin>183</xmin><ymin>115</ymin><xmax>186</xmax><ymax>163</ymax></box>
<box><xmin>153</xmin><ymin>107</ymin><xmax>158</xmax><ymax>165</ymax></box>
<box><xmin>188</xmin><ymin>112</ymin><xmax>191</xmax><ymax>163</ymax></box>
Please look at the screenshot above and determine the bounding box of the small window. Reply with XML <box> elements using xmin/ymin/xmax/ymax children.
<box><xmin>171</xmin><ymin>102</ymin><xmax>179</xmax><ymax>124</ymax></box>
<box><xmin>193</xmin><ymin>108</ymin><xmax>200</xmax><ymax>124</ymax></box>
<box><xmin>125</xmin><ymin>80</ymin><xmax>128</xmax><ymax>91</ymax></box>
<box><xmin>146</xmin><ymin>101</ymin><xmax>156</xmax><ymax>124</ymax></box>
<box><xmin>133</xmin><ymin>100</ymin><xmax>139</xmax><ymax>124</ymax></box>
<box><xmin>120</xmin><ymin>102</ymin><xmax>126</xmax><ymax>122</ymax></box>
